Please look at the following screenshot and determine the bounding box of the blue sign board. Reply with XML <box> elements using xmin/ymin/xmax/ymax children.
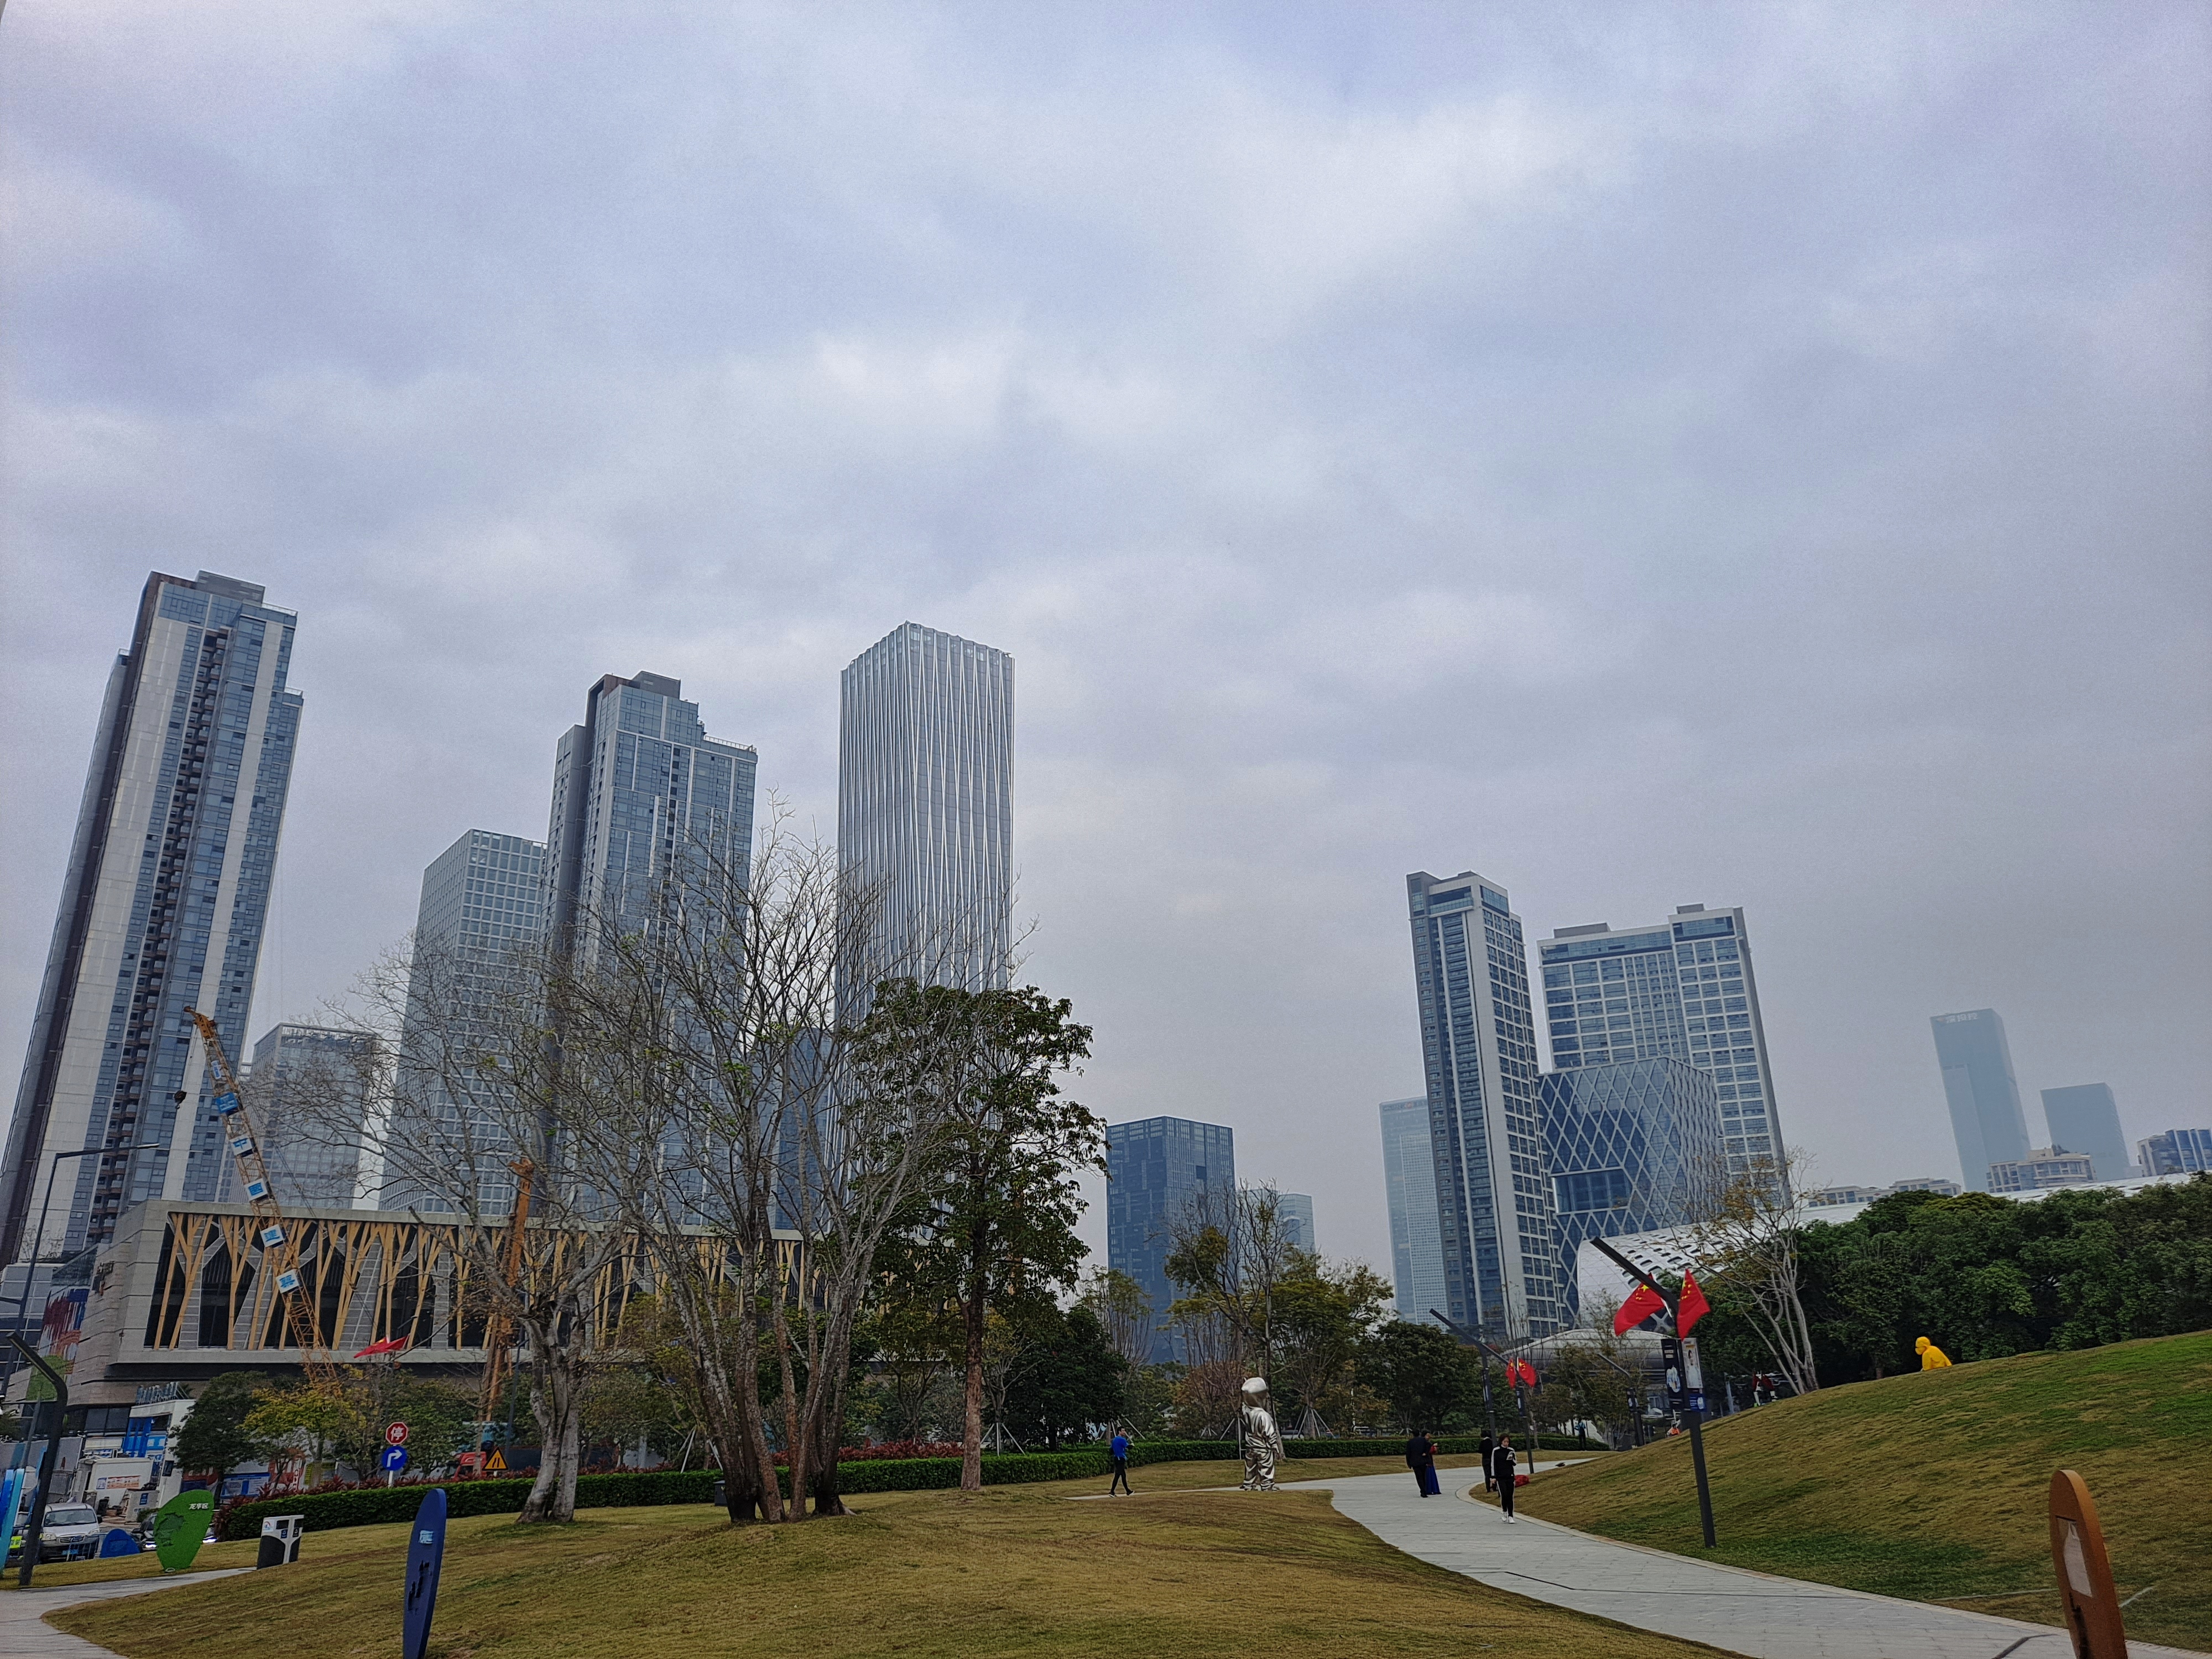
<box><xmin>381</xmin><ymin>1445</ymin><xmax>410</xmax><ymax>1474</ymax></box>
<box><xmin>403</xmin><ymin>1486</ymin><xmax>447</xmax><ymax>1659</ymax></box>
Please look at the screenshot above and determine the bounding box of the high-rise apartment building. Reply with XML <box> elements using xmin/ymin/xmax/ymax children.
<box><xmin>2136</xmin><ymin>1128</ymin><xmax>2212</xmax><ymax>1176</ymax></box>
<box><xmin>2039</xmin><ymin>1084</ymin><xmax>2129</xmax><ymax>1182</ymax></box>
<box><xmin>3</xmin><ymin>572</ymin><xmax>302</xmax><ymax>1261</ymax></box>
<box><xmin>1378</xmin><ymin>1097</ymin><xmax>1449</xmax><ymax>1327</ymax></box>
<box><xmin>1407</xmin><ymin>871</ymin><xmax>1562</xmax><ymax>1340</ymax></box>
<box><xmin>1105</xmin><ymin>1115</ymin><xmax>1235</xmax><ymax>1364</ymax></box>
<box><xmin>1930</xmin><ymin>1010</ymin><xmax>2031</xmax><ymax>1193</ymax></box>
<box><xmin>220</xmin><ymin>1025</ymin><xmax>375</xmax><ymax>1209</ymax></box>
<box><xmin>545</xmin><ymin>673</ymin><xmax>757</xmax><ymax>964</ymax></box>
<box><xmin>1276</xmin><ymin>1192</ymin><xmax>1316</xmax><ymax>1255</ymax></box>
<box><xmin>1536</xmin><ymin>905</ymin><xmax>1785</xmax><ymax>1187</ymax></box>
<box><xmin>838</xmin><ymin>623</ymin><xmax>1013</xmax><ymax>994</ymax></box>
<box><xmin>1537</xmin><ymin>1057</ymin><xmax>1723</xmax><ymax>1322</ymax></box>
<box><xmin>394</xmin><ymin>831</ymin><xmax>546</xmax><ymax>1212</ymax></box>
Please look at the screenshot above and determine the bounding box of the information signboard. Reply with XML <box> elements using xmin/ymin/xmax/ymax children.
<box><xmin>403</xmin><ymin>1486</ymin><xmax>448</xmax><ymax>1659</ymax></box>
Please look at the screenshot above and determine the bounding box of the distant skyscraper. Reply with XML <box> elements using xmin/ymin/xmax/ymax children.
<box><xmin>2</xmin><ymin>572</ymin><xmax>302</xmax><ymax>1261</ymax></box>
<box><xmin>1378</xmin><ymin>1097</ymin><xmax>1449</xmax><ymax>1328</ymax></box>
<box><xmin>1106</xmin><ymin>1115</ymin><xmax>1235</xmax><ymax>1364</ymax></box>
<box><xmin>1407</xmin><ymin>871</ymin><xmax>1563</xmax><ymax>1340</ymax></box>
<box><xmin>1931</xmin><ymin>1010</ymin><xmax>2031</xmax><ymax>1192</ymax></box>
<box><xmin>395</xmin><ymin>831</ymin><xmax>546</xmax><ymax>1212</ymax></box>
<box><xmin>544</xmin><ymin>673</ymin><xmax>757</xmax><ymax>964</ymax></box>
<box><xmin>1536</xmin><ymin>905</ymin><xmax>1785</xmax><ymax>1188</ymax></box>
<box><xmin>838</xmin><ymin>623</ymin><xmax>1013</xmax><ymax>994</ymax></box>
<box><xmin>2136</xmin><ymin>1128</ymin><xmax>2212</xmax><ymax>1176</ymax></box>
<box><xmin>220</xmin><ymin>1025</ymin><xmax>375</xmax><ymax>1210</ymax></box>
<box><xmin>1276</xmin><ymin>1193</ymin><xmax>1316</xmax><ymax>1255</ymax></box>
<box><xmin>2040</xmin><ymin>1084</ymin><xmax>2129</xmax><ymax>1182</ymax></box>
<box><xmin>1537</xmin><ymin>1058</ymin><xmax>1723</xmax><ymax>1322</ymax></box>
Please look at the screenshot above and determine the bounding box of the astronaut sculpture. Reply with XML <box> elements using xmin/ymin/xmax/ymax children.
<box><xmin>1239</xmin><ymin>1376</ymin><xmax>1284</xmax><ymax>1491</ymax></box>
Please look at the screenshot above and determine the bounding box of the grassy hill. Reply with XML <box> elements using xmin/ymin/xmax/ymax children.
<box><xmin>51</xmin><ymin>1453</ymin><xmax>1698</xmax><ymax>1659</ymax></box>
<box><xmin>1522</xmin><ymin>1329</ymin><xmax>2212</xmax><ymax>1651</ymax></box>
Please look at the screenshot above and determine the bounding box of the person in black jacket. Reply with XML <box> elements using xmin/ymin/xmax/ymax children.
<box><xmin>1404</xmin><ymin>1427</ymin><xmax>1439</xmax><ymax>1497</ymax></box>
<box><xmin>1479</xmin><ymin>1429</ymin><xmax>1496</xmax><ymax>1491</ymax></box>
<box><xmin>1494</xmin><ymin>1433</ymin><xmax>1518</xmax><ymax>1521</ymax></box>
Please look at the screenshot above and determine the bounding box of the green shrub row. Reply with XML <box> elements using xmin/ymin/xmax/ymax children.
<box><xmin>220</xmin><ymin>1434</ymin><xmax>1599</xmax><ymax>1537</ymax></box>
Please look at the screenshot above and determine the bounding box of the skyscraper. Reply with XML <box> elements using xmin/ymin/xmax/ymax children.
<box><xmin>1378</xmin><ymin>1097</ymin><xmax>1449</xmax><ymax>1327</ymax></box>
<box><xmin>838</xmin><ymin>623</ymin><xmax>1013</xmax><ymax>994</ymax></box>
<box><xmin>1407</xmin><ymin>871</ymin><xmax>1563</xmax><ymax>1340</ymax></box>
<box><xmin>544</xmin><ymin>672</ymin><xmax>757</xmax><ymax>964</ymax></box>
<box><xmin>1537</xmin><ymin>1058</ymin><xmax>1723</xmax><ymax>1322</ymax></box>
<box><xmin>1931</xmin><ymin>1010</ymin><xmax>2031</xmax><ymax>1192</ymax></box>
<box><xmin>2</xmin><ymin>572</ymin><xmax>302</xmax><ymax>1261</ymax></box>
<box><xmin>1276</xmin><ymin>1192</ymin><xmax>1316</xmax><ymax>1255</ymax></box>
<box><xmin>1105</xmin><ymin>1115</ymin><xmax>1235</xmax><ymax>1364</ymax></box>
<box><xmin>2039</xmin><ymin>1084</ymin><xmax>2129</xmax><ymax>1182</ymax></box>
<box><xmin>1536</xmin><ymin>905</ymin><xmax>1786</xmax><ymax>1187</ymax></box>
<box><xmin>220</xmin><ymin>1024</ymin><xmax>375</xmax><ymax>1210</ymax></box>
<box><xmin>394</xmin><ymin>830</ymin><xmax>546</xmax><ymax>1212</ymax></box>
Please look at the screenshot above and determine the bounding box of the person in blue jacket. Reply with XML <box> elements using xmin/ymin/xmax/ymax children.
<box><xmin>1404</xmin><ymin>1427</ymin><xmax>1439</xmax><ymax>1496</ymax></box>
<box><xmin>1109</xmin><ymin>1428</ymin><xmax>1134</xmax><ymax>1495</ymax></box>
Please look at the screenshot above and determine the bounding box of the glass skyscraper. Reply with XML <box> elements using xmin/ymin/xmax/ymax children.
<box><xmin>1930</xmin><ymin>1009</ymin><xmax>2031</xmax><ymax>1192</ymax></box>
<box><xmin>1407</xmin><ymin>871</ymin><xmax>1562</xmax><ymax>1340</ymax></box>
<box><xmin>544</xmin><ymin>672</ymin><xmax>757</xmax><ymax>964</ymax></box>
<box><xmin>1537</xmin><ymin>905</ymin><xmax>1786</xmax><ymax>1189</ymax></box>
<box><xmin>1377</xmin><ymin>1096</ymin><xmax>1449</xmax><ymax>1328</ymax></box>
<box><xmin>1537</xmin><ymin>1058</ymin><xmax>1723</xmax><ymax>1322</ymax></box>
<box><xmin>2039</xmin><ymin>1083</ymin><xmax>2129</xmax><ymax>1183</ymax></box>
<box><xmin>1276</xmin><ymin>1192</ymin><xmax>1316</xmax><ymax>1255</ymax></box>
<box><xmin>1105</xmin><ymin>1115</ymin><xmax>1235</xmax><ymax>1364</ymax></box>
<box><xmin>220</xmin><ymin>1024</ymin><xmax>375</xmax><ymax>1211</ymax></box>
<box><xmin>838</xmin><ymin>623</ymin><xmax>1013</xmax><ymax>994</ymax></box>
<box><xmin>2</xmin><ymin>572</ymin><xmax>301</xmax><ymax>1261</ymax></box>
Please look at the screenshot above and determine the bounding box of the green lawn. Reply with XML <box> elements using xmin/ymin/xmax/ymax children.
<box><xmin>53</xmin><ymin>1457</ymin><xmax>1698</xmax><ymax>1659</ymax></box>
<box><xmin>1524</xmin><ymin>1329</ymin><xmax>2212</xmax><ymax>1651</ymax></box>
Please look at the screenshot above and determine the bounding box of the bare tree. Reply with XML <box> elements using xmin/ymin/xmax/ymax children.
<box><xmin>1162</xmin><ymin>1182</ymin><xmax>1307</xmax><ymax>1383</ymax></box>
<box><xmin>1078</xmin><ymin>1267</ymin><xmax>1155</xmax><ymax>1375</ymax></box>
<box><xmin>1685</xmin><ymin>1150</ymin><xmax>1820</xmax><ymax>1396</ymax></box>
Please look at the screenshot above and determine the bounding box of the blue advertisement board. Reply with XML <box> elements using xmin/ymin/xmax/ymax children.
<box><xmin>402</xmin><ymin>1485</ymin><xmax>447</xmax><ymax>1659</ymax></box>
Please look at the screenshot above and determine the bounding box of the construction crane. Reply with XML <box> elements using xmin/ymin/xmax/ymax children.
<box><xmin>184</xmin><ymin>1009</ymin><xmax>339</xmax><ymax>1390</ymax></box>
<box><xmin>474</xmin><ymin>1158</ymin><xmax>536</xmax><ymax>1431</ymax></box>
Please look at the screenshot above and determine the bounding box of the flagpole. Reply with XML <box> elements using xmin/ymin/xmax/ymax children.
<box><xmin>1590</xmin><ymin>1238</ymin><xmax>1717</xmax><ymax>1547</ymax></box>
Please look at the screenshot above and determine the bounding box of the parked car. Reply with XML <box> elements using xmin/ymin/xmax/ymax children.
<box><xmin>34</xmin><ymin>1504</ymin><xmax>106</xmax><ymax>1562</ymax></box>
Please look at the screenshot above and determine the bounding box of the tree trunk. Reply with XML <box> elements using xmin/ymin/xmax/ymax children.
<box><xmin>518</xmin><ymin>1342</ymin><xmax>582</xmax><ymax>1524</ymax></box>
<box><xmin>960</xmin><ymin>1290</ymin><xmax>986</xmax><ymax>1493</ymax></box>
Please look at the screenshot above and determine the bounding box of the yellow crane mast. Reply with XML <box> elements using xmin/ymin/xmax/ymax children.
<box><xmin>185</xmin><ymin>1009</ymin><xmax>340</xmax><ymax>1390</ymax></box>
<box><xmin>476</xmin><ymin>1159</ymin><xmax>536</xmax><ymax>1428</ymax></box>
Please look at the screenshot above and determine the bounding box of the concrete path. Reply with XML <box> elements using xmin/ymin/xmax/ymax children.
<box><xmin>0</xmin><ymin>1569</ymin><xmax>246</xmax><ymax>1657</ymax></box>
<box><xmin>1275</xmin><ymin>1470</ymin><xmax>2204</xmax><ymax>1659</ymax></box>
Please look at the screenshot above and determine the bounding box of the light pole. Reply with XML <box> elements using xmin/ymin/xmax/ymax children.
<box><xmin>1592</xmin><ymin>1237</ymin><xmax>1715</xmax><ymax>1546</ymax></box>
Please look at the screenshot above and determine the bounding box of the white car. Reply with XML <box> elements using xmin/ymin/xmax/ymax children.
<box><xmin>34</xmin><ymin>1504</ymin><xmax>106</xmax><ymax>1563</ymax></box>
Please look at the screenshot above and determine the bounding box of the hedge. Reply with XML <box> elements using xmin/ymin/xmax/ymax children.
<box><xmin>218</xmin><ymin>1434</ymin><xmax>1603</xmax><ymax>1538</ymax></box>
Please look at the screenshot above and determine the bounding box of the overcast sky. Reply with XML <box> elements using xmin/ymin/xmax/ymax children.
<box><xmin>4</xmin><ymin>2</ymin><xmax>2207</xmax><ymax>1275</ymax></box>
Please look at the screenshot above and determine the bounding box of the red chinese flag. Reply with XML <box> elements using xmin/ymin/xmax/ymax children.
<box><xmin>1614</xmin><ymin>1281</ymin><xmax>1667</xmax><ymax>1335</ymax></box>
<box><xmin>1677</xmin><ymin>1272</ymin><xmax>1712</xmax><ymax>1335</ymax></box>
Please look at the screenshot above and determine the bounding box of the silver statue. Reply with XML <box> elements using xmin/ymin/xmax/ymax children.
<box><xmin>1239</xmin><ymin>1376</ymin><xmax>1283</xmax><ymax>1491</ymax></box>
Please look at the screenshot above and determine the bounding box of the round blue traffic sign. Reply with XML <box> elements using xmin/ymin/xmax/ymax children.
<box><xmin>380</xmin><ymin>1445</ymin><xmax>410</xmax><ymax>1474</ymax></box>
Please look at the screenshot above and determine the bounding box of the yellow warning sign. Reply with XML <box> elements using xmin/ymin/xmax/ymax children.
<box><xmin>486</xmin><ymin>1451</ymin><xmax>506</xmax><ymax>1472</ymax></box>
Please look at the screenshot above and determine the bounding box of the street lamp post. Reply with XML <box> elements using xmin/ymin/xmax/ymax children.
<box><xmin>1592</xmin><ymin>1237</ymin><xmax>1716</xmax><ymax>1546</ymax></box>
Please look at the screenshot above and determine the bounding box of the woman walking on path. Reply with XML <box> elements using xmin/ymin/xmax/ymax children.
<box><xmin>1494</xmin><ymin>1434</ymin><xmax>1518</xmax><ymax>1522</ymax></box>
<box><xmin>1479</xmin><ymin>1429</ymin><xmax>1495</xmax><ymax>1491</ymax></box>
<box><xmin>1108</xmin><ymin>1429</ymin><xmax>1134</xmax><ymax>1495</ymax></box>
<box><xmin>1404</xmin><ymin>1428</ymin><xmax>1439</xmax><ymax>1497</ymax></box>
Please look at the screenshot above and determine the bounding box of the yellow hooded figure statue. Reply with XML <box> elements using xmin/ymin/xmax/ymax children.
<box><xmin>1915</xmin><ymin>1337</ymin><xmax>1953</xmax><ymax>1370</ymax></box>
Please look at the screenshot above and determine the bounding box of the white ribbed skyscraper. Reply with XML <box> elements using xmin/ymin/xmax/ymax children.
<box><xmin>838</xmin><ymin>623</ymin><xmax>1013</xmax><ymax>994</ymax></box>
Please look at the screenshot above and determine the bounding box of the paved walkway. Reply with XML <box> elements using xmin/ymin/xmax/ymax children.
<box><xmin>1271</xmin><ymin>1470</ymin><xmax>2204</xmax><ymax>1659</ymax></box>
<box><xmin>0</xmin><ymin>1569</ymin><xmax>246</xmax><ymax>1657</ymax></box>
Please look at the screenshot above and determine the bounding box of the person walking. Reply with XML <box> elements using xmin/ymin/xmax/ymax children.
<box><xmin>1108</xmin><ymin>1428</ymin><xmax>1134</xmax><ymax>1495</ymax></box>
<box><xmin>1404</xmin><ymin>1427</ymin><xmax>1439</xmax><ymax>1497</ymax></box>
<box><xmin>1494</xmin><ymin>1433</ymin><xmax>1518</xmax><ymax>1522</ymax></box>
<box><xmin>1479</xmin><ymin>1428</ymin><xmax>1496</xmax><ymax>1491</ymax></box>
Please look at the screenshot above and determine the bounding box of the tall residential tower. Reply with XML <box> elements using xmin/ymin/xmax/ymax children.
<box><xmin>1931</xmin><ymin>1009</ymin><xmax>2030</xmax><ymax>1192</ymax></box>
<box><xmin>2</xmin><ymin>572</ymin><xmax>301</xmax><ymax>1261</ymax></box>
<box><xmin>1407</xmin><ymin>871</ymin><xmax>1562</xmax><ymax>1340</ymax></box>
<box><xmin>838</xmin><ymin>624</ymin><xmax>1013</xmax><ymax>994</ymax></box>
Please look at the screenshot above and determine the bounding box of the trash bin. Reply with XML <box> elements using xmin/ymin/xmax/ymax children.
<box><xmin>257</xmin><ymin>1515</ymin><xmax>304</xmax><ymax>1568</ymax></box>
<box><xmin>712</xmin><ymin>1480</ymin><xmax>725</xmax><ymax>1509</ymax></box>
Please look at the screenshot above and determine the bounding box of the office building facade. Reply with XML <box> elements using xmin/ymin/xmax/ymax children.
<box><xmin>1987</xmin><ymin>1146</ymin><xmax>2094</xmax><ymax>1193</ymax></box>
<box><xmin>1537</xmin><ymin>905</ymin><xmax>1785</xmax><ymax>1187</ymax></box>
<box><xmin>838</xmin><ymin>623</ymin><xmax>1013</xmax><ymax>994</ymax></box>
<box><xmin>1537</xmin><ymin>1057</ymin><xmax>1723</xmax><ymax>1322</ymax></box>
<box><xmin>1407</xmin><ymin>871</ymin><xmax>1563</xmax><ymax>1340</ymax></box>
<box><xmin>1105</xmin><ymin>1116</ymin><xmax>1235</xmax><ymax>1364</ymax></box>
<box><xmin>2039</xmin><ymin>1084</ymin><xmax>2129</xmax><ymax>1182</ymax></box>
<box><xmin>2</xmin><ymin>572</ymin><xmax>302</xmax><ymax>1261</ymax></box>
<box><xmin>2136</xmin><ymin>1128</ymin><xmax>2212</xmax><ymax>1177</ymax></box>
<box><xmin>1930</xmin><ymin>1010</ymin><xmax>2031</xmax><ymax>1193</ymax></box>
<box><xmin>1276</xmin><ymin>1192</ymin><xmax>1316</xmax><ymax>1255</ymax></box>
<box><xmin>545</xmin><ymin>673</ymin><xmax>757</xmax><ymax>964</ymax></box>
<box><xmin>219</xmin><ymin>1025</ymin><xmax>375</xmax><ymax>1210</ymax></box>
<box><xmin>1378</xmin><ymin>1097</ymin><xmax>1449</xmax><ymax>1327</ymax></box>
